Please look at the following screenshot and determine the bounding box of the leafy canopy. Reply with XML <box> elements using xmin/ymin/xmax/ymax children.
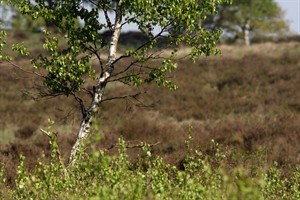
<box><xmin>203</xmin><ymin>0</ymin><xmax>288</xmax><ymax>41</ymax></box>
<box><xmin>2</xmin><ymin>0</ymin><xmax>230</xmax><ymax>97</ymax></box>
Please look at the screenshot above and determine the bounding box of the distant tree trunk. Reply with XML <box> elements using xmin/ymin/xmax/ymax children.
<box><xmin>68</xmin><ymin>2</ymin><xmax>123</xmax><ymax>167</ymax></box>
<box><xmin>244</xmin><ymin>19</ymin><xmax>251</xmax><ymax>46</ymax></box>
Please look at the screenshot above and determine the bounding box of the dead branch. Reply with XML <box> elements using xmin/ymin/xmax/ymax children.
<box><xmin>102</xmin><ymin>92</ymin><xmax>141</xmax><ymax>103</ymax></box>
<box><xmin>71</xmin><ymin>92</ymin><xmax>86</xmax><ymax>117</ymax></box>
<box><xmin>107</xmin><ymin>141</ymin><xmax>161</xmax><ymax>150</ymax></box>
<box><xmin>7</xmin><ymin>60</ymin><xmax>45</xmax><ymax>78</ymax></box>
<box><xmin>81</xmin><ymin>87</ymin><xmax>94</xmax><ymax>97</ymax></box>
<box><xmin>86</xmin><ymin>45</ymin><xmax>104</xmax><ymax>72</ymax></box>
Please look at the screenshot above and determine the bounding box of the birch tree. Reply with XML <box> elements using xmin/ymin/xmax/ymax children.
<box><xmin>1</xmin><ymin>0</ymin><xmax>229</xmax><ymax>166</ymax></box>
<box><xmin>203</xmin><ymin>0</ymin><xmax>288</xmax><ymax>45</ymax></box>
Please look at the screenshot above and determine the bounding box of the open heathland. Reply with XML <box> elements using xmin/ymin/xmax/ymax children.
<box><xmin>0</xmin><ymin>34</ymin><xmax>300</xmax><ymax>198</ymax></box>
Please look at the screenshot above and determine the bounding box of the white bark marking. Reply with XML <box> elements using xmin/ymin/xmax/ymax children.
<box><xmin>69</xmin><ymin>1</ymin><xmax>123</xmax><ymax>167</ymax></box>
<box><xmin>99</xmin><ymin>72</ymin><xmax>110</xmax><ymax>83</ymax></box>
<box><xmin>244</xmin><ymin>19</ymin><xmax>251</xmax><ymax>46</ymax></box>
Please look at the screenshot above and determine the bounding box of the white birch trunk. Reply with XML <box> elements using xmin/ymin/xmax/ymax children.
<box><xmin>68</xmin><ymin>1</ymin><xmax>123</xmax><ymax>167</ymax></box>
<box><xmin>244</xmin><ymin>19</ymin><xmax>251</xmax><ymax>46</ymax></box>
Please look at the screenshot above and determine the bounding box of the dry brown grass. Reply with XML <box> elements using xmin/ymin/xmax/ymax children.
<box><xmin>1</xmin><ymin>41</ymin><xmax>300</xmax><ymax>186</ymax></box>
<box><xmin>95</xmin><ymin>42</ymin><xmax>300</xmax><ymax>166</ymax></box>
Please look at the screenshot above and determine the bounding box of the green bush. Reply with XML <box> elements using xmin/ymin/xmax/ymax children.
<box><xmin>1</xmin><ymin>131</ymin><xmax>299</xmax><ymax>200</ymax></box>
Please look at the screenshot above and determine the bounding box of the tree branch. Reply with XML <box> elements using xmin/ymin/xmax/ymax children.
<box><xmin>104</xmin><ymin>10</ymin><xmax>113</xmax><ymax>33</ymax></box>
<box><xmin>110</xmin><ymin>52</ymin><xmax>160</xmax><ymax>79</ymax></box>
<box><xmin>107</xmin><ymin>141</ymin><xmax>161</xmax><ymax>150</ymax></box>
<box><xmin>86</xmin><ymin>45</ymin><xmax>104</xmax><ymax>72</ymax></box>
<box><xmin>121</xmin><ymin>17</ymin><xmax>135</xmax><ymax>27</ymax></box>
<box><xmin>103</xmin><ymin>90</ymin><xmax>154</xmax><ymax>108</ymax></box>
<box><xmin>110</xmin><ymin>60</ymin><xmax>139</xmax><ymax>78</ymax></box>
<box><xmin>81</xmin><ymin>87</ymin><xmax>93</xmax><ymax>98</ymax></box>
<box><xmin>7</xmin><ymin>60</ymin><xmax>45</xmax><ymax>78</ymax></box>
<box><xmin>111</xmin><ymin>18</ymin><xmax>177</xmax><ymax>66</ymax></box>
<box><xmin>108</xmin><ymin>71</ymin><xmax>148</xmax><ymax>84</ymax></box>
<box><xmin>71</xmin><ymin>92</ymin><xmax>86</xmax><ymax>117</ymax></box>
<box><xmin>102</xmin><ymin>92</ymin><xmax>141</xmax><ymax>103</ymax></box>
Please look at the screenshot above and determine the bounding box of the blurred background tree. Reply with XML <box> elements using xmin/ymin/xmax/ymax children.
<box><xmin>0</xmin><ymin>0</ymin><xmax>80</xmax><ymax>32</ymax></box>
<box><xmin>0</xmin><ymin>0</ymin><xmax>12</xmax><ymax>28</ymax></box>
<box><xmin>11</xmin><ymin>10</ymin><xmax>45</xmax><ymax>32</ymax></box>
<box><xmin>0</xmin><ymin>0</ymin><xmax>45</xmax><ymax>32</ymax></box>
<box><xmin>203</xmin><ymin>0</ymin><xmax>289</xmax><ymax>45</ymax></box>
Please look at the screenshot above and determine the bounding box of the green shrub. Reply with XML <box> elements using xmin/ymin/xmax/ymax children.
<box><xmin>1</xmin><ymin>129</ymin><xmax>299</xmax><ymax>199</ymax></box>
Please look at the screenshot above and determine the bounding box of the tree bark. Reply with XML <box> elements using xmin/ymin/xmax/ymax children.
<box><xmin>68</xmin><ymin>1</ymin><xmax>123</xmax><ymax>167</ymax></box>
<box><xmin>244</xmin><ymin>19</ymin><xmax>251</xmax><ymax>46</ymax></box>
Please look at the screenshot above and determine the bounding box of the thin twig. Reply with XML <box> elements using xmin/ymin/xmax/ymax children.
<box><xmin>108</xmin><ymin>71</ymin><xmax>148</xmax><ymax>83</ymax></box>
<box><xmin>86</xmin><ymin>45</ymin><xmax>104</xmax><ymax>72</ymax></box>
<box><xmin>110</xmin><ymin>60</ymin><xmax>138</xmax><ymax>77</ymax></box>
<box><xmin>121</xmin><ymin>17</ymin><xmax>135</xmax><ymax>27</ymax></box>
<box><xmin>81</xmin><ymin>87</ymin><xmax>93</xmax><ymax>97</ymax></box>
<box><xmin>71</xmin><ymin>92</ymin><xmax>86</xmax><ymax>117</ymax></box>
<box><xmin>107</xmin><ymin>141</ymin><xmax>161</xmax><ymax>150</ymax></box>
<box><xmin>40</xmin><ymin>128</ymin><xmax>52</xmax><ymax>137</ymax></box>
<box><xmin>111</xmin><ymin>52</ymin><xmax>159</xmax><ymax>78</ymax></box>
<box><xmin>7</xmin><ymin>60</ymin><xmax>45</xmax><ymax>78</ymax></box>
<box><xmin>101</xmin><ymin>92</ymin><xmax>141</xmax><ymax>103</ymax></box>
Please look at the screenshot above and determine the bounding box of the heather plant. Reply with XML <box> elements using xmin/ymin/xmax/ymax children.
<box><xmin>4</xmin><ymin>125</ymin><xmax>299</xmax><ymax>199</ymax></box>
